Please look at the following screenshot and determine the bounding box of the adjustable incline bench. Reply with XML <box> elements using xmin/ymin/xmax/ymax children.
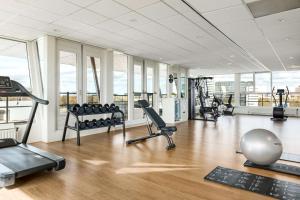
<box><xmin>126</xmin><ymin>100</ymin><xmax>177</xmax><ymax>150</ymax></box>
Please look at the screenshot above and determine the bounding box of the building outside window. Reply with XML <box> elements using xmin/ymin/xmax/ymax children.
<box><xmin>0</xmin><ymin>38</ymin><xmax>32</xmax><ymax>123</ymax></box>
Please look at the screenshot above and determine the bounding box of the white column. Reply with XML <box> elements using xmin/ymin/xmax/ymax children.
<box><xmin>127</xmin><ymin>55</ymin><xmax>134</xmax><ymax>120</ymax></box>
<box><xmin>102</xmin><ymin>50</ymin><xmax>114</xmax><ymax>104</ymax></box>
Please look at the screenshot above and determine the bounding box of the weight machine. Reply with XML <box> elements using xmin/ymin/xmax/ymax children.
<box><xmin>188</xmin><ymin>77</ymin><xmax>222</xmax><ymax>122</ymax></box>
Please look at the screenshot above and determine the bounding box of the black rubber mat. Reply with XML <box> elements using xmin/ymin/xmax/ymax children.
<box><xmin>204</xmin><ymin>166</ymin><xmax>300</xmax><ymax>200</ymax></box>
<box><xmin>244</xmin><ymin>160</ymin><xmax>300</xmax><ymax>176</ymax></box>
<box><xmin>236</xmin><ymin>150</ymin><xmax>300</xmax><ymax>163</ymax></box>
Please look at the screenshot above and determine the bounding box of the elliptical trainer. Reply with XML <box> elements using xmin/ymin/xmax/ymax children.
<box><xmin>271</xmin><ymin>86</ymin><xmax>289</xmax><ymax>121</ymax></box>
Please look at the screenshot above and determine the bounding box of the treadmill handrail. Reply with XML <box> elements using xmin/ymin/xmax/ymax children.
<box><xmin>11</xmin><ymin>80</ymin><xmax>49</xmax><ymax>105</ymax></box>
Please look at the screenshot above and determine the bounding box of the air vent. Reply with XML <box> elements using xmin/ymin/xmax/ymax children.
<box><xmin>247</xmin><ymin>0</ymin><xmax>300</xmax><ymax>18</ymax></box>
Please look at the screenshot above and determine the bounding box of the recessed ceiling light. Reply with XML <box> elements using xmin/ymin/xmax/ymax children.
<box><xmin>289</xmin><ymin>56</ymin><xmax>294</xmax><ymax>59</ymax></box>
<box><xmin>229</xmin><ymin>55</ymin><xmax>235</xmax><ymax>58</ymax></box>
<box><xmin>285</xmin><ymin>37</ymin><xmax>290</xmax><ymax>41</ymax></box>
<box><xmin>227</xmin><ymin>62</ymin><xmax>232</xmax><ymax>65</ymax></box>
<box><xmin>159</xmin><ymin>58</ymin><xmax>163</xmax><ymax>60</ymax></box>
<box><xmin>278</xmin><ymin>18</ymin><xmax>285</xmax><ymax>22</ymax></box>
<box><xmin>53</xmin><ymin>29</ymin><xmax>60</xmax><ymax>32</ymax></box>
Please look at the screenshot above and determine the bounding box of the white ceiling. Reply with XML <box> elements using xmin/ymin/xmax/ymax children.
<box><xmin>0</xmin><ymin>0</ymin><xmax>299</xmax><ymax>74</ymax></box>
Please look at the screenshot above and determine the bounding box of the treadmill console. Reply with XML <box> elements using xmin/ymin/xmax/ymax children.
<box><xmin>0</xmin><ymin>76</ymin><xmax>12</xmax><ymax>88</ymax></box>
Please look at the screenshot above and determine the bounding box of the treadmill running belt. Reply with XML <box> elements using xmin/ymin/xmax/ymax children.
<box><xmin>0</xmin><ymin>146</ymin><xmax>55</xmax><ymax>178</ymax></box>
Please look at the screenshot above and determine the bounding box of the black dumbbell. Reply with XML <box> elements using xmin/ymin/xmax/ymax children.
<box><xmin>84</xmin><ymin>120</ymin><xmax>94</xmax><ymax>129</ymax></box>
<box><xmin>82</xmin><ymin>104</ymin><xmax>93</xmax><ymax>114</ymax></box>
<box><xmin>69</xmin><ymin>104</ymin><xmax>85</xmax><ymax>115</ymax></box>
<box><xmin>98</xmin><ymin>118</ymin><xmax>105</xmax><ymax>126</ymax></box>
<box><xmin>105</xmin><ymin>118</ymin><xmax>112</xmax><ymax>125</ymax></box>
<box><xmin>103</xmin><ymin>104</ymin><xmax>110</xmax><ymax>113</ymax></box>
<box><xmin>75</xmin><ymin>121</ymin><xmax>86</xmax><ymax>129</ymax></box>
<box><xmin>114</xmin><ymin>106</ymin><xmax>120</xmax><ymax>112</ymax></box>
<box><xmin>98</xmin><ymin>104</ymin><xmax>106</xmax><ymax>113</ymax></box>
<box><xmin>96</xmin><ymin>119</ymin><xmax>102</xmax><ymax>127</ymax></box>
<box><xmin>91</xmin><ymin>119</ymin><xmax>98</xmax><ymax>128</ymax></box>
<box><xmin>92</xmin><ymin>104</ymin><xmax>100</xmax><ymax>114</ymax></box>
<box><xmin>109</xmin><ymin>103</ymin><xmax>116</xmax><ymax>112</ymax></box>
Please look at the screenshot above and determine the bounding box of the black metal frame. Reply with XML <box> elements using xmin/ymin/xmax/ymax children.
<box><xmin>126</xmin><ymin>101</ymin><xmax>176</xmax><ymax>150</ymax></box>
<box><xmin>62</xmin><ymin>93</ymin><xmax>126</xmax><ymax>146</ymax></box>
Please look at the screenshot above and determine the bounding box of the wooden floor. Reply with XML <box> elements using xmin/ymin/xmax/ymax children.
<box><xmin>1</xmin><ymin>115</ymin><xmax>300</xmax><ymax>200</ymax></box>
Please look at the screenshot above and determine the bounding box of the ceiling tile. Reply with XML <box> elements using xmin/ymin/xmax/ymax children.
<box><xmin>95</xmin><ymin>20</ymin><xmax>130</xmax><ymax>32</ymax></box>
<box><xmin>65</xmin><ymin>0</ymin><xmax>100</xmax><ymax>7</ymax></box>
<box><xmin>115</xmin><ymin>12</ymin><xmax>151</xmax><ymax>27</ymax></box>
<box><xmin>114</xmin><ymin>0</ymin><xmax>159</xmax><ymax>10</ymax></box>
<box><xmin>7</xmin><ymin>15</ymin><xmax>48</xmax><ymax>30</ymax></box>
<box><xmin>19</xmin><ymin>6</ymin><xmax>59</xmax><ymax>23</ymax></box>
<box><xmin>203</xmin><ymin>5</ymin><xmax>253</xmax><ymax>25</ymax></box>
<box><xmin>68</xmin><ymin>9</ymin><xmax>107</xmax><ymax>25</ymax></box>
<box><xmin>33</xmin><ymin>0</ymin><xmax>81</xmax><ymax>16</ymax></box>
<box><xmin>137</xmin><ymin>2</ymin><xmax>178</xmax><ymax>20</ymax></box>
<box><xmin>184</xmin><ymin>0</ymin><xmax>242</xmax><ymax>13</ymax></box>
<box><xmin>87</xmin><ymin>0</ymin><xmax>130</xmax><ymax>18</ymax></box>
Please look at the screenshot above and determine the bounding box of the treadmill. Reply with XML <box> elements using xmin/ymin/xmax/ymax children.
<box><xmin>0</xmin><ymin>76</ymin><xmax>65</xmax><ymax>187</ymax></box>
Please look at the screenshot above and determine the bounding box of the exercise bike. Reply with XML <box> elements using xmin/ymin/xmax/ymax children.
<box><xmin>271</xmin><ymin>86</ymin><xmax>289</xmax><ymax>121</ymax></box>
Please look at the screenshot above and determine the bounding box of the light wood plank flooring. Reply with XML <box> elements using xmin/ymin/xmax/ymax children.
<box><xmin>0</xmin><ymin>115</ymin><xmax>300</xmax><ymax>200</ymax></box>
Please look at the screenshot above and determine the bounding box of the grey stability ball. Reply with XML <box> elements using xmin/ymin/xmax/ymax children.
<box><xmin>240</xmin><ymin>129</ymin><xmax>283</xmax><ymax>165</ymax></box>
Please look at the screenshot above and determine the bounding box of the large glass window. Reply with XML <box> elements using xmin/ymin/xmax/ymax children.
<box><xmin>86</xmin><ymin>56</ymin><xmax>101</xmax><ymax>104</ymax></box>
<box><xmin>0</xmin><ymin>38</ymin><xmax>32</xmax><ymax>123</ymax></box>
<box><xmin>59</xmin><ymin>51</ymin><xmax>77</xmax><ymax>113</ymax></box>
<box><xmin>255</xmin><ymin>72</ymin><xmax>271</xmax><ymax>93</ymax></box>
<box><xmin>159</xmin><ymin>63</ymin><xmax>168</xmax><ymax>97</ymax></box>
<box><xmin>212</xmin><ymin>74</ymin><xmax>235</xmax><ymax>105</ymax></box>
<box><xmin>240</xmin><ymin>73</ymin><xmax>254</xmax><ymax>93</ymax></box>
<box><xmin>272</xmin><ymin>71</ymin><xmax>300</xmax><ymax>107</ymax></box>
<box><xmin>113</xmin><ymin>51</ymin><xmax>128</xmax><ymax>119</ymax></box>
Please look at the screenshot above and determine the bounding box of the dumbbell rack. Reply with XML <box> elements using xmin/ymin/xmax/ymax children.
<box><xmin>62</xmin><ymin>95</ymin><xmax>125</xmax><ymax>146</ymax></box>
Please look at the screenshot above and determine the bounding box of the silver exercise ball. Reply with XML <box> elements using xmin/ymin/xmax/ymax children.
<box><xmin>240</xmin><ymin>129</ymin><xmax>283</xmax><ymax>165</ymax></box>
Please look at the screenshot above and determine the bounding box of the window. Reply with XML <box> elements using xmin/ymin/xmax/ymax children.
<box><xmin>86</xmin><ymin>56</ymin><xmax>100</xmax><ymax>104</ymax></box>
<box><xmin>113</xmin><ymin>51</ymin><xmax>128</xmax><ymax>119</ymax></box>
<box><xmin>240</xmin><ymin>73</ymin><xmax>254</xmax><ymax>93</ymax></box>
<box><xmin>272</xmin><ymin>71</ymin><xmax>300</xmax><ymax>107</ymax></box>
<box><xmin>212</xmin><ymin>74</ymin><xmax>235</xmax><ymax>105</ymax></box>
<box><xmin>59</xmin><ymin>51</ymin><xmax>77</xmax><ymax>113</ymax></box>
<box><xmin>213</xmin><ymin>74</ymin><xmax>235</xmax><ymax>94</ymax></box>
<box><xmin>159</xmin><ymin>63</ymin><xmax>168</xmax><ymax>97</ymax></box>
<box><xmin>255</xmin><ymin>72</ymin><xmax>271</xmax><ymax>93</ymax></box>
<box><xmin>146</xmin><ymin>67</ymin><xmax>153</xmax><ymax>93</ymax></box>
<box><xmin>0</xmin><ymin>38</ymin><xmax>32</xmax><ymax>123</ymax></box>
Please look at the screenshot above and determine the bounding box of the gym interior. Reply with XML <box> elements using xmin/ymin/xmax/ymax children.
<box><xmin>0</xmin><ymin>0</ymin><xmax>299</xmax><ymax>199</ymax></box>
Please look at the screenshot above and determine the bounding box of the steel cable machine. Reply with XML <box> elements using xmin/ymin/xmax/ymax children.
<box><xmin>271</xmin><ymin>86</ymin><xmax>289</xmax><ymax>121</ymax></box>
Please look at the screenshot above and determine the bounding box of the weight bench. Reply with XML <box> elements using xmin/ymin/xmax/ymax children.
<box><xmin>126</xmin><ymin>100</ymin><xmax>176</xmax><ymax>150</ymax></box>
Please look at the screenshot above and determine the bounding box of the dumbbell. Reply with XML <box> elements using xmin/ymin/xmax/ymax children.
<box><xmin>103</xmin><ymin>104</ymin><xmax>110</xmax><ymax>113</ymax></box>
<box><xmin>69</xmin><ymin>104</ymin><xmax>85</xmax><ymax>115</ymax></box>
<box><xmin>84</xmin><ymin>120</ymin><xmax>94</xmax><ymax>129</ymax></box>
<box><xmin>91</xmin><ymin>119</ymin><xmax>98</xmax><ymax>128</ymax></box>
<box><xmin>98</xmin><ymin>104</ymin><xmax>106</xmax><ymax>113</ymax></box>
<box><xmin>92</xmin><ymin>104</ymin><xmax>100</xmax><ymax>114</ymax></box>
<box><xmin>109</xmin><ymin>103</ymin><xmax>116</xmax><ymax>112</ymax></box>
<box><xmin>105</xmin><ymin>118</ymin><xmax>112</xmax><ymax>126</ymax></box>
<box><xmin>95</xmin><ymin>119</ymin><xmax>102</xmax><ymax>127</ymax></box>
<box><xmin>98</xmin><ymin>118</ymin><xmax>105</xmax><ymax>127</ymax></box>
<box><xmin>75</xmin><ymin>121</ymin><xmax>86</xmax><ymax>129</ymax></box>
<box><xmin>82</xmin><ymin>104</ymin><xmax>93</xmax><ymax>114</ymax></box>
<box><xmin>114</xmin><ymin>106</ymin><xmax>120</xmax><ymax>112</ymax></box>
